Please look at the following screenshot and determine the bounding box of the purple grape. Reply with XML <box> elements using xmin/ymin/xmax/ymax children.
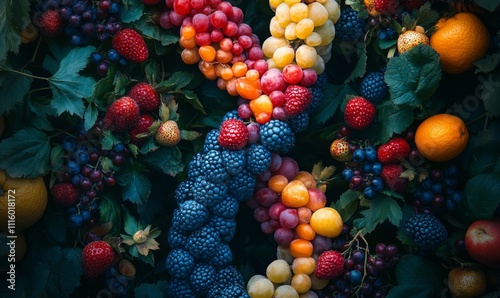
<box><xmin>81</xmin><ymin>10</ymin><xmax>94</xmax><ymax>22</ymax></box>
<box><xmin>72</xmin><ymin>1</ymin><xmax>87</xmax><ymax>15</ymax></box>
<box><xmin>112</xmin><ymin>154</ymin><xmax>125</xmax><ymax>166</ymax></box>
<box><xmin>349</xmin><ymin>175</ymin><xmax>364</xmax><ymax>191</ymax></box>
<box><xmin>59</xmin><ymin>7</ymin><xmax>73</xmax><ymax>20</ymax></box>
<box><xmin>86</xmin><ymin>190</ymin><xmax>96</xmax><ymax>199</ymax></box>
<box><xmin>105</xmin><ymin>177</ymin><xmax>116</xmax><ymax>187</ymax></box>
<box><xmin>246</xmin><ymin>122</ymin><xmax>260</xmax><ymax>144</ymax></box>
<box><xmin>68</xmin><ymin>14</ymin><xmax>82</xmax><ymax>27</ymax></box>
<box><xmin>373</xmin><ymin>258</ymin><xmax>385</xmax><ymax>270</ymax></box>
<box><xmin>384</xmin><ymin>244</ymin><xmax>398</xmax><ymax>257</ymax></box>
<box><xmin>97</xmin><ymin>60</ymin><xmax>109</xmax><ymax>76</ymax></box>
<box><xmin>352</xmin><ymin>250</ymin><xmax>364</xmax><ymax>263</ymax></box>
<box><xmin>89</xmin><ymin>170</ymin><xmax>103</xmax><ymax>182</ymax></box>
<box><xmin>432</xmin><ymin>194</ymin><xmax>446</xmax><ymax>207</ymax></box>
<box><xmin>80</xmin><ymin>178</ymin><xmax>92</xmax><ymax>190</ymax></box>
<box><xmin>375</xmin><ymin>243</ymin><xmax>386</xmax><ymax>256</ymax></box>
<box><xmin>99</xmin><ymin>0</ymin><xmax>111</xmax><ymax>11</ymax></box>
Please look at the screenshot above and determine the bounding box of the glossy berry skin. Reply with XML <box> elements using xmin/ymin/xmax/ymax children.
<box><xmin>283</xmin><ymin>85</ymin><xmax>312</xmax><ymax>117</ymax></box>
<box><xmin>344</xmin><ymin>97</ymin><xmax>376</xmax><ymax>130</ymax></box>
<box><xmin>155</xmin><ymin>120</ymin><xmax>181</xmax><ymax>146</ymax></box>
<box><xmin>330</xmin><ymin>139</ymin><xmax>353</xmax><ymax>162</ymax></box>
<box><xmin>218</xmin><ymin>119</ymin><xmax>249</xmax><ymax>150</ymax></box>
<box><xmin>315</xmin><ymin>250</ymin><xmax>345</xmax><ymax>279</ymax></box>
<box><xmin>51</xmin><ymin>182</ymin><xmax>80</xmax><ymax>208</ymax></box>
<box><xmin>81</xmin><ymin>240</ymin><xmax>115</xmax><ymax>278</ymax></box>
<box><xmin>112</xmin><ymin>29</ymin><xmax>148</xmax><ymax>63</ymax></box>
<box><xmin>381</xmin><ymin>164</ymin><xmax>408</xmax><ymax>193</ymax></box>
<box><xmin>127</xmin><ymin>82</ymin><xmax>161</xmax><ymax>113</ymax></box>
<box><xmin>377</xmin><ymin>137</ymin><xmax>411</xmax><ymax>164</ymax></box>
<box><xmin>104</xmin><ymin>96</ymin><xmax>140</xmax><ymax>131</ymax></box>
<box><xmin>128</xmin><ymin>114</ymin><xmax>155</xmax><ymax>145</ymax></box>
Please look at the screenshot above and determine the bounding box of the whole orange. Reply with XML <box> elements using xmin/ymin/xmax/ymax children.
<box><xmin>430</xmin><ymin>12</ymin><xmax>490</xmax><ymax>74</ymax></box>
<box><xmin>414</xmin><ymin>114</ymin><xmax>469</xmax><ymax>162</ymax></box>
<box><xmin>0</xmin><ymin>170</ymin><xmax>48</xmax><ymax>232</ymax></box>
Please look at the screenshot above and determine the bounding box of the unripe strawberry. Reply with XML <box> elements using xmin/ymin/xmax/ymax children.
<box><xmin>155</xmin><ymin>120</ymin><xmax>181</xmax><ymax>146</ymax></box>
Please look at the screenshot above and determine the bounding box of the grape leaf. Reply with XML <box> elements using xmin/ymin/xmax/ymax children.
<box><xmin>0</xmin><ymin>69</ymin><xmax>32</xmax><ymax>115</ymax></box>
<box><xmin>353</xmin><ymin>195</ymin><xmax>403</xmax><ymax>235</ymax></box>
<box><xmin>135</xmin><ymin>14</ymin><xmax>179</xmax><ymax>46</ymax></box>
<box><xmin>474</xmin><ymin>0</ymin><xmax>500</xmax><ymax>12</ymax></box>
<box><xmin>116</xmin><ymin>163</ymin><xmax>152</xmax><ymax>205</ymax></box>
<box><xmin>0</xmin><ymin>0</ymin><xmax>31</xmax><ymax>62</ymax></box>
<box><xmin>0</xmin><ymin>128</ymin><xmax>50</xmax><ymax>178</ymax></box>
<box><xmin>48</xmin><ymin>46</ymin><xmax>97</xmax><ymax>117</ymax></box>
<box><xmin>480</xmin><ymin>71</ymin><xmax>500</xmax><ymax>117</ymax></box>
<box><xmin>142</xmin><ymin>146</ymin><xmax>184</xmax><ymax>176</ymax></box>
<box><xmin>385</xmin><ymin>44</ymin><xmax>441</xmax><ymax>108</ymax></box>
<box><xmin>387</xmin><ymin>254</ymin><xmax>446</xmax><ymax>298</ymax></box>
<box><xmin>459</xmin><ymin>173</ymin><xmax>500</xmax><ymax>224</ymax></box>
<box><xmin>121</xmin><ymin>0</ymin><xmax>144</xmax><ymax>23</ymax></box>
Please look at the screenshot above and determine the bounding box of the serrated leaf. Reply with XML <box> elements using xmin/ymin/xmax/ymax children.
<box><xmin>114</xmin><ymin>71</ymin><xmax>129</xmax><ymax>94</ymax></box>
<box><xmin>180</xmin><ymin>130</ymin><xmax>201</xmax><ymax>140</ymax></box>
<box><xmin>474</xmin><ymin>0</ymin><xmax>500</xmax><ymax>12</ymax></box>
<box><xmin>116</xmin><ymin>165</ymin><xmax>152</xmax><ymax>205</ymax></box>
<box><xmin>139</xmin><ymin>138</ymin><xmax>159</xmax><ymax>154</ymax></box>
<box><xmin>121</xmin><ymin>0</ymin><xmax>144</xmax><ymax>23</ymax></box>
<box><xmin>353</xmin><ymin>195</ymin><xmax>402</xmax><ymax>235</ymax></box>
<box><xmin>480</xmin><ymin>71</ymin><xmax>500</xmax><ymax>117</ymax></box>
<box><xmin>311</xmin><ymin>162</ymin><xmax>324</xmax><ymax>181</ymax></box>
<box><xmin>89</xmin><ymin>66</ymin><xmax>116</xmax><ymax>102</ymax></box>
<box><xmin>0</xmin><ymin>69</ymin><xmax>32</xmax><ymax>115</ymax></box>
<box><xmin>372</xmin><ymin>103</ymin><xmax>414</xmax><ymax>144</ymax></box>
<box><xmin>158</xmin><ymin>101</ymin><xmax>170</xmax><ymax>122</ymax></box>
<box><xmin>0</xmin><ymin>0</ymin><xmax>31</xmax><ymax>62</ymax></box>
<box><xmin>123</xmin><ymin>208</ymin><xmax>140</xmax><ymax>236</ymax></box>
<box><xmin>50</xmin><ymin>144</ymin><xmax>63</xmax><ymax>170</ymax></box>
<box><xmin>385</xmin><ymin>44</ymin><xmax>441</xmax><ymax>108</ymax></box>
<box><xmin>311</xmin><ymin>83</ymin><xmax>353</xmax><ymax>124</ymax></box>
<box><xmin>48</xmin><ymin>46</ymin><xmax>97</xmax><ymax>116</ymax></box>
<box><xmin>344</xmin><ymin>43</ymin><xmax>367</xmax><ymax>83</ymax></box>
<box><xmin>83</xmin><ymin>103</ymin><xmax>98</xmax><ymax>131</ymax></box>
<box><xmin>98</xmin><ymin>195</ymin><xmax>122</xmax><ymax>235</ymax></box>
<box><xmin>377</xmin><ymin>38</ymin><xmax>397</xmax><ymax>50</ymax></box>
<box><xmin>458</xmin><ymin>173</ymin><xmax>500</xmax><ymax>224</ymax></box>
<box><xmin>396</xmin><ymin>205</ymin><xmax>417</xmax><ymax>246</ymax></box>
<box><xmin>179</xmin><ymin>89</ymin><xmax>205</xmax><ymax>113</ymax></box>
<box><xmin>101</xmin><ymin>130</ymin><xmax>122</xmax><ymax>150</ymax></box>
<box><xmin>156</xmin><ymin>71</ymin><xmax>195</xmax><ymax>92</ymax></box>
<box><xmin>0</xmin><ymin>128</ymin><xmax>50</xmax><ymax>178</ymax></box>
<box><xmin>135</xmin><ymin>16</ymin><xmax>178</xmax><ymax>46</ymax></box>
<box><xmin>142</xmin><ymin>146</ymin><xmax>184</xmax><ymax>176</ymax></box>
<box><xmin>413</xmin><ymin>2</ymin><xmax>440</xmax><ymax>29</ymax></box>
<box><xmin>319</xmin><ymin>165</ymin><xmax>336</xmax><ymax>180</ymax></box>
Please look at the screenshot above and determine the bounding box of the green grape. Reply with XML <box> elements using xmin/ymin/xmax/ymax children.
<box><xmin>299</xmin><ymin>291</ymin><xmax>319</xmax><ymax>298</ymax></box>
<box><xmin>285</xmin><ymin>22</ymin><xmax>298</xmax><ymax>40</ymax></box>
<box><xmin>290</xmin><ymin>3</ymin><xmax>308</xmax><ymax>23</ymax></box>
<box><xmin>262</xmin><ymin>36</ymin><xmax>290</xmax><ymax>58</ymax></box>
<box><xmin>291</xmin><ymin>273</ymin><xmax>311</xmax><ymax>294</ymax></box>
<box><xmin>295</xmin><ymin>18</ymin><xmax>314</xmax><ymax>40</ymax></box>
<box><xmin>314</xmin><ymin>19</ymin><xmax>335</xmax><ymax>46</ymax></box>
<box><xmin>284</xmin><ymin>0</ymin><xmax>300</xmax><ymax>4</ymax></box>
<box><xmin>305</xmin><ymin>32</ymin><xmax>322</xmax><ymax>46</ymax></box>
<box><xmin>276</xmin><ymin>3</ymin><xmax>292</xmax><ymax>27</ymax></box>
<box><xmin>295</xmin><ymin>44</ymin><xmax>317</xmax><ymax>69</ymax></box>
<box><xmin>274</xmin><ymin>285</ymin><xmax>299</xmax><ymax>298</ymax></box>
<box><xmin>270</xmin><ymin>0</ymin><xmax>284</xmax><ymax>11</ymax></box>
<box><xmin>324</xmin><ymin>0</ymin><xmax>341</xmax><ymax>23</ymax></box>
<box><xmin>312</xmin><ymin>54</ymin><xmax>325</xmax><ymax>74</ymax></box>
<box><xmin>248</xmin><ymin>277</ymin><xmax>275</xmax><ymax>298</ymax></box>
<box><xmin>266</xmin><ymin>259</ymin><xmax>292</xmax><ymax>283</ymax></box>
<box><xmin>270</xmin><ymin>16</ymin><xmax>285</xmax><ymax>38</ymax></box>
<box><xmin>307</xmin><ymin>2</ymin><xmax>329</xmax><ymax>27</ymax></box>
<box><xmin>273</xmin><ymin>46</ymin><xmax>295</xmax><ymax>68</ymax></box>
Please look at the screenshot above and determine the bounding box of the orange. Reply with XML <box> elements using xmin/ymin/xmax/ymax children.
<box><xmin>293</xmin><ymin>171</ymin><xmax>316</xmax><ymax>189</ymax></box>
<box><xmin>289</xmin><ymin>238</ymin><xmax>314</xmax><ymax>258</ymax></box>
<box><xmin>0</xmin><ymin>170</ymin><xmax>48</xmax><ymax>232</ymax></box>
<box><xmin>296</xmin><ymin>223</ymin><xmax>316</xmax><ymax>241</ymax></box>
<box><xmin>414</xmin><ymin>114</ymin><xmax>469</xmax><ymax>162</ymax></box>
<box><xmin>268</xmin><ymin>174</ymin><xmax>289</xmax><ymax>193</ymax></box>
<box><xmin>430</xmin><ymin>12</ymin><xmax>490</xmax><ymax>74</ymax></box>
<box><xmin>310</xmin><ymin>207</ymin><xmax>343</xmax><ymax>238</ymax></box>
<box><xmin>281</xmin><ymin>180</ymin><xmax>310</xmax><ymax>208</ymax></box>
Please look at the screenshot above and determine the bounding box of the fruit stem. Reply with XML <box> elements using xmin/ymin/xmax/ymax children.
<box><xmin>21</xmin><ymin>37</ymin><xmax>42</xmax><ymax>70</ymax></box>
<box><xmin>2</xmin><ymin>68</ymin><xmax>49</xmax><ymax>81</ymax></box>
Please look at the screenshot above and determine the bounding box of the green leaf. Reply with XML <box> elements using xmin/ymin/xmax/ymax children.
<box><xmin>353</xmin><ymin>194</ymin><xmax>403</xmax><ymax>235</ymax></box>
<box><xmin>344</xmin><ymin>43</ymin><xmax>367</xmax><ymax>83</ymax></box>
<box><xmin>134</xmin><ymin>283</ymin><xmax>164</xmax><ymax>298</ymax></box>
<box><xmin>116</xmin><ymin>163</ymin><xmax>152</xmax><ymax>205</ymax></box>
<box><xmin>48</xmin><ymin>46</ymin><xmax>97</xmax><ymax>116</ymax></box>
<box><xmin>474</xmin><ymin>0</ymin><xmax>500</xmax><ymax>12</ymax></box>
<box><xmin>121</xmin><ymin>0</ymin><xmax>144</xmax><ymax>23</ymax></box>
<box><xmin>459</xmin><ymin>173</ymin><xmax>500</xmax><ymax>224</ymax></box>
<box><xmin>135</xmin><ymin>15</ymin><xmax>178</xmax><ymax>46</ymax></box>
<box><xmin>102</xmin><ymin>130</ymin><xmax>122</xmax><ymax>150</ymax></box>
<box><xmin>83</xmin><ymin>103</ymin><xmax>99</xmax><ymax>131</ymax></box>
<box><xmin>385</xmin><ymin>44</ymin><xmax>441</xmax><ymax>108</ymax></box>
<box><xmin>0</xmin><ymin>128</ymin><xmax>50</xmax><ymax>178</ymax></box>
<box><xmin>377</xmin><ymin>38</ymin><xmax>397</xmax><ymax>50</ymax></box>
<box><xmin>480</xmin><ymin>71</ymin><xmax>500</xmax><ymax>117</ymax></box>
<box><xmin>50</xmin><ymin>144</ymin><xmax>64</xmax><ymax>170</ymax></box>
<box><xmin>156</xmin><ymin>71</ymin><xmax>196</xmax><ymax>92</ymax></box>
<box><xmin>413</xmin><ymin>2</ymin><xmax>440</xmax><ymax>29</ymax></box>
<box><xmin>88</xmin><ymin>66</ymin><xmax>116</xmax><ymax>102</ymax></box>
<box><xmin>372</xmin><ymin>103</ymin><xmax>415</xmax><ymax>144</ymax></box>
<box><xmin>180</xmin><ymin>130</ymin><xmax>201</xmax><ymax>141</ymax></box>
<box><xmin>98</xmin><ymin>195</ymin><xmax>122</xmax><ymax>235</ymax></box>
<box><xmin>396</xmin><ymin>205</ymin><xmax>417</xmax><ymax>246</ymax></box>
<box><xmin>333</xmin><ymin>190</ymin><xmax>360</xmax><ymax>223</ymax></box>
<box><xmin>0</xmin><ymin>0</ymin><xmax>31</xmax><ymax>62</ymax></box>
<box><xmin>142</xmin><ymin>146</ymin><xmax>184</xmax><ymax>176</ymax></box>
<box><xmin>386</xmin><ymin>254</ymin><xmax>446</xmax><ymax>298</ymax></box>
<box><xmin>311</xmin><ymin>83</ymin><xmax>353</xmax><ymax>124</ymax></box>
<box><xmin>123</xmin><ymin>208</ymin><xmax>141</xmax><ymax>235</ymax></box>
<box><xmin>180</xmin><ymin>89</ymin><xmax>205</xmax><ymax>113</ymax></box>
<box><xmin>0</xmin><ymin>70</ymin><xmax>32</xmax><ymax>115</ymax></box>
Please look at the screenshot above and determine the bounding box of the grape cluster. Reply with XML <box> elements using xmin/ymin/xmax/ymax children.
<box><xmin>341</xmin><ymin>146</ymin><xmax>384</xmax><ymax>200</ymax></box>
<box><xmin>90</xmin><ymin>49</ymin><xmax>128</xmax><ymax>76</ymax></box>
<box><xmin>411</xmin><ymin>164</ymin><xmax>464</xmax><ymax>214</ymax></box>
<box><xmin>34</xmin><ymin>0</ymin><xmax>123</xmax><ymax>46</ymax></box>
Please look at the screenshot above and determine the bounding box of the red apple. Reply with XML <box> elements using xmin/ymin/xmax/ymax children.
<box><xmin>465</xmin><ymin>219</ymin><xmax>500</xmax><ymax>268</ymax></box>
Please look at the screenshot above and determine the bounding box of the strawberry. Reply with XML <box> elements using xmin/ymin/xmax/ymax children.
<box><xmin>218</xmin><ymin>119</ymin><xmax>249</xmax><ymax>150</ymax></box>
<box><xmin>51</xmin><ymin>182</ymin><xmax>80</xmax><ymax>207</ymax></box>
<box><xmin>377</xmin><ymin>137</ymin><xmax>410</xmax><ymax>164</ymax></box>
<box><xmin>330</xmin><ymin>139</ymin><xmax>353</xmax><ymax>162</ymax></box>
<box><xmin>34</xmin><ymin>10</ymin><xmax>64</xmax><ymax>37</ymax></box>
<box><xmin>381</xmin><ymin>163</ymin><xmax>408</xmax><ymax>193</ymax></box>
<box><xmin>129</xmin><ymin>114</ymin><xmax>155</xmax><ymax>145</ymax></box>
<box><xmin>315</xmin><ymin>250</ymin><xmax>345</xmax><ymax>279</ymax></box>
<box><xmin>127</xmin><ymin>82</ymin><xmax>160</xmax><ymax>113</ymax></box>
<box><xmin>283</xmin><ymin>85</ymin><xmax>312</xmax><ymax>117</ymax></box>
<box><xmin>155</xmin><ymin>120</ymin><xmax>181</xmax><ymax>146</ymax></box>
<box><xmin>401</xmin><ymin>0</ymin><xmax>427</xmax><ymax>11</ymax></box>
<box><xmin>374</xmin><ymin>0</ymin><xmax>401</xmax><ymax>14</ymax></box>
<box><xmin>112</xmin><ymin>29</ymin><xmax>149</xmax><ymax>63</ymax></box>
<box><xmin>81</xmin><ymin>240</ymin><xmax>115</xmax><ymax>278</ymax></box>
<box><xmin>343</xmin><ymin>97</ymin><xmax>376</xmax><ymax>130</ymax></box>
<box><xmin>104</xmin><ymin>96</ymin><xmax>140</xmax><ymax>131</ymax></box>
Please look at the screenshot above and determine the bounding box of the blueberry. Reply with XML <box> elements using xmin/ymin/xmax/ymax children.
<box><xmin>113</xmin><ymin>143</ymin><xmax>125</xmax><ymax>153</ymax></box>
<box><xmin>387</xmin><ymin>28</ymin><xmax>397</xmax><ymax>39</ymax></box>
<box><xmin>371</xmin><ymin>162</ymin><xmax>382</xmax><ymax>175</ymax></box>
<box><xmin>69</xmin><ymin>213</ymin><xmax>83</xmax><ymax>228</ymax></box>
<box><xmin>353</xmin><ymin>149</ymin><xmax>366</xmax><ymax>162</ymax></box>
<box><xmin>66</xmin><ymin>207</ymin><xmax>78</xmax><ymax>215</ymax></box>
<box><xmin>421</xmin><ymin>178</ymin><xmax>433</xmax><ymax>190</ymax></box>
<box><xmin>342</xmin><ymin>168</ymin><xmax>354</xmax><ymax>181</ymax></box>
<box><xmin>444</xmin><ymin>178</ymin><xmax>458</xmax><ymax>188</ymax></box>
<box><xmin>63</xmin><ymin>137</ymin><xmax>76</xmax><ymax>152</ymax></box>
<box><xmin>364</xmin><ymin>147</ymin><xmax>377</xmax><ymax>162</ymax></box>
<box><xmin>370</xmin><ymin>176</ymin><xmax>384</xmax><ymax>191</ymax></box>
<box><xmin>377</xmin><ymin>30</ymin><xmax>388</xmax><ymax>40</ymax></box>
<box><xmin>451</xmin><ymin>191</ymin><xmax>463</xmax><ymax>205</ymax></box>
<box><xmin>118</xmin><ymin>58</ymin><xmax>128</xmax><ymax>68</ymax></box>
<box><xmin>107</xmin><ymin>49</ymin><xmax>121</xmax><ymax>62</ymax></box>
<box><xmin>336</xmin><ymin>279</ymin><xmax>347</xmax><ymax>290</ymax></box>
<box><xmin>431</xmin><ymin>183</ymin><xmax>443</xmax><ymax>194</ymax></box>
<box><xmin>420</xmin><ymin>190</ymin><xmax>434</xmax><ymax>204</ymax></box>
<box><xmin>445</xmin><ymin>200</ymin><xmax>457</xmax><ymax>211</ymax></box>
<box><xmin>350</xmin><ymin>269</ymin><xmax>363</xmax><ymax>285</ymax></box>
<box><xmin>77</xmin><ymin>151</ymin><xmax>89</xmax><ymax>165</ymax></box>
<box><xmin>363</xmin><ymin>163</ymin><xmax>372</xmax><ymax>173</ymax></box>
<box><xmin>110</xmin><ymin>3</ymin><xmax>121</xmax><ymax>14</ymax></box>
<box><xmin>444</xmin><ymin>165</ymin><xmax>459</xmax><ymax>177</ymax></box>
<box><xmin>68</xmin><ymin>161</ymin><xmax>81</xmax><ymax>175</ymax></box>
<box><xmin>81</xmin><ymin>210</ymin><xmax>91</xmax><ymax>222</ymax></box>
<box><xmin>70</xmin><ymin>34</ymin><xmax>84</xmax><ymax>45</ymax></box>
<box><xmin>80</xmin><ymin>196</ymin><xmax>91</xmax><ymax>205</ymax></box>
<box><xmin>352</xmin><ymin>250</ymin><xmax>365</xmax><ymax>263</ymax></box>
<box><xmin>363</xmin><ymin>186</ymin><xmax>377</xmax><ymax>200</ymax></box>
<box><xmin>72</xmin><ymin>173</ymin><xmax>83</xmax><ymax>186</ymax></box>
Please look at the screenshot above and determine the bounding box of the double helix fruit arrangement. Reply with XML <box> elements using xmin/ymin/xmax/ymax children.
<box><xmin>1</xmin><ymin>0</ymin><xmax>500</xmax><ymax>297</ymax></box>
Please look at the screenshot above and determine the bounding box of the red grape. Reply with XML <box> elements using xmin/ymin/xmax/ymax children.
<box><xmin>279</xmin><ymin>208</ymin><xmax>299</xmax><ymax>229</ymax></box>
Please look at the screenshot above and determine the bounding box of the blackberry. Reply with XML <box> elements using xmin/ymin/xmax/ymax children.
<box><xmin>246</xmin><ymin>144</ymin><xmax>272</xmax><ymax>175</ymax></box>
<box><xmin>335</xmin><ymin>7</ymin><xmax>366</xmax><ymax>42</ymax></box>
<box><xmin>219</xmin><ymin>285</ymin><xmax>250</xmax><ymax>298</ymax></box>
<box><xmin>289</xmin><ymin>113</ymin><xmax>309</xmax><ymax>133</ymax></box>
<box><xmin>193</xmin><ymin>176</ymin><xmax>228</xmax><ymax>207</ymax></box>
<box><xmin>174</xmin><ymin>180</ymin><xmax>194</xmax><ymax>205</ymax></box>
<box><xmin>210</xmin><ymin>196</ymin><xmax>239</xmax><ymax>219</ymax></box>
<box><xmin>168</xmin><ymin>227</ymin><xmax>188</xmax><ymax>249</ymax></box>
<box><xmin>168</xmin><ymin>278</ymin><xmax>196</xmax><ymax>298</ymax></box>
<box><xmin>171</xmin><ymin>200</ymin><xmax>210</xmax><ymax>233</ymax></box>
<box><xmin>359</xmin><ymin>71</ymin><xmax>388</xmax><ymax>103</ymax></box>
<box><xmin>185</xmin><ymin>225</ymin><xmax>221</xmax><ymax>259</ymax></box>
<box><xmin>228</xmin><ymin>169</ymin><xmax>256</xmax><ymax>202</ymax></box>
<box><xmin>203</xmin><ymin>150</ymin><xmax>229</xmax><ymax>183</ymax></box>
<box><xmin>165</xmin><ymin>249</ymin><xmax>195</xmax><ymax>279</ymax></box>
<box><xmin>222</xmin><ymin>149</ymin><xmax>246</xmax><ymax>176</ymax></box>
<box><xmin>306</xmin><ymin>72</ymin><xmax>327</xmax><ymax>113</ymax></box>
<box><xmin>208</xmin><ymin>243</ymin><xmax>233</xmax><ymax>269</ymax></box>
<box><xmin>222</xmin><ymin>109</ymin><xmax>243</xmax><ymax>122</ymax></box>
<box><xmin>405</xmin><ymin>214</ymin><xmax>448</xmax><ymax>252</ymax></box>
<box><xmin>187</xmin><ymin>152</ymin><xmax>204</xmax><ymax>180</ymax></box>
<box><xmin>203</xmin><ymin>129</ymin><xmax>221</xmax><ymax>152</ymax></box>
<box><xmin>259</xmin><ymin>120</ymin><xmax>295</xmax><ymax>153</ymax></box>
<box><xmin>215</xmin><ymin>266</ymin><xmax>245</xmax><ymax>287</ymax></box>
<box><xmin>209</xmin><ymin>215</ymin><xmax>237</xmax><ymax>243</ymax></box>
<box><xmin>190</xmin><ymin>263</ymin><xmax>216</xmax><ymax>296</ymax></box>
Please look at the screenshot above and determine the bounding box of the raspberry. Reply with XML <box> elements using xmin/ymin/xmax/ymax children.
<box><xmin>283</xmin><ymin>84</ymin><xmax>312</xmax><ymax>116</ymax></box>
<box><xmin>218</xmin><ymin>119</ymin><xmax>249</xmax><ymax>150</ymax></box>
<box><xmin>246</xmin><ymin>144</ymin><xmax>272</xmax><ymax>175</ymax></box>
<box><xmin>315</xmin><ymin>250</ymin><xmax>345</xmax><ymax>279</ymax></box>
<box><xmin>193</xmin><ymin>176</ymin><xmax>228</xmax><ymax>207</ymax></box>
<box><xmin>185</xmin><ymin>225</ymin><xmax>221</xmax><ymax>259</ymax></box>
<box><xmin>259</xmin><ymin>119</ymin><xmax>295</xmax><ymax>153</ymax></box>
<box><xmin>222</xmin><ymin>149</ymin><xmax>246</xmax><ymax>176</ymax></box>
<box><xmin>374</xmin><ymin>0</ymin><xmax>401</xmax><ymax>14</ymax></box>
<box><xmin>190</xmin><ymin>263</ymin><xmax>216</xmax><ymax>296</ymax></box>
<box><xmin>207</xmin><ymin>243</ymin><xmax>233</xmax><ymax>269</ymax></box>
<box><xmin>344</xmin><ymin>97</ymin><xmax>376</xmax><ymax>130</ymax></box>
<box><xmin>381</xmin><ymin>163</ymin><xmax>408</xmax><ymax>193</ymax></box>
<box><xmin>171</xmin><ymin>200</ymin><xmax>210</xmax><ymax>233</ymax></box>
<box><xmin>51</xmin><ymin>182</ymin><xmax>80</xmax><ymax>208</ymax></box>
<box><xmin>335</xmin><ymin>8</ymin><xmax>365</xmax><ymax>42</ymax></box>
<box><xmin>202</xmin><ymin>150</ymin><xmax>229</xmax><ymax>183</ymax></box>
<box><xmin>228</xmin><ymin>169</ymin><xmax>256</xmax><ymax>201</ymax></box>
<box><xmin>209</xmin><ymin>215</ymin><xmax>237</xmax><ymax>243</ymax></box>
<box><xmin>168</xmin><ymin>278</ymin><xmax>196</xmax><ymax>298</ymax></box>
<box><xmin>359</xmin><ymin>71</ymin><xmax>388</xmax><ymax>103</ymax></box>
<box><xmin>174</xmin><ymin>180</ymin><xmax>195</xmax><ymax>205</ymax></box>
<box><xmin>405</xmin><ymin>213</ymin><xmax>448</xmax><ymax>252</ymax></box>
<box><xmin>210</xmin><ymin>196</ymin><xmax>239</xmax><ymax>219</ymax></box>
<box><xmin>166</xmin><ymin>249</ymin><xmax>195</xmax><ymax>279</ymax></box>
<box><xmin>203</xmin><ymin>129</ymin><xmax>221</xmax><ymax>152</ymax></box>
<box><xmin>289</xmin><ymin>113</ymin><xmax>310</xmax><ymax>133</ymax></box>
<box><xmin>377</xmin><ymin>137</ymin><xmax>411</xmax><ymax>164</ymax></box>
